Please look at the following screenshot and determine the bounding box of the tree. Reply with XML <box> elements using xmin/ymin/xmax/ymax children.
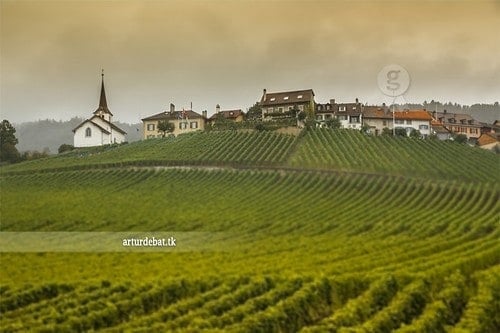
<box><xmin>382</xmin><ymin>127</ymin><xmax>393</xmax><ymax>136</ymax></box>
<box><xmin>394</xmin><ymin>128</ymin><xmax>407</xmax><ymax>137</ymax></box>
<box><xmin>1</xmin><ymin>120</ymin><xmax>18</xmax><ymax>146</ymax></box>
<box><xmin>157</xmin><ymin>120</ymin><xmax>175</xmax><ymax>137</ymax></box>
<box><xmin>297</xmin><ymin>111</ymin><xmax>306</xmax><ymax>121</ymax></box>
<box><xmin>0</xmin><ymin>120</ymin><xmax>20</xmax><ymax>163</ymax></box>
<box><xmin>409</xmin><ymin>129</ymin><xmax>421</xmax><ymax>139</ymax></box>
<box><xmin>453</xmin><ymin>134</ymin><xmax>468</xmax><ymax>144</ymax></box>
<box><xmin>325</xmin><ymin>117</ymin><xmax>341</xmax><ymax>129</ymax></box>
<box><xmin>58</xmin><ymin>144</ymin><xmax>74</xmax><ymax>154</ymax></box>
<box><xmin>246</xmin><ymin>102</ymin><xmax>262</xmax><ymax>120</ymax></box>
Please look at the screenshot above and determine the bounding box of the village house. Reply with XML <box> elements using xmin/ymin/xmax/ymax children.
<box><xmin>433</xmin><ymin>111</ymin><xmax>483</xmax><ymax>141</ymax></box>
<box><xmin>316</xmin><ymin>98</ymin><xmax>363</xmax><ymax>130</ymax></box>
<box><xmin>141</xmin><ymin>103</ymin><xmax>206</xmax><ymax>138</ymax></box>
<box><xmin>431</xmin><ymin>120</ymin><xmax>453</xmax><ymax>140</ymax></box>
<box><xmin>208</xmin><ymin>104</ymin><xmax>245</xmax><ymax>125</ymax></box>
<box><xmin>73</xmin><ymin>73</ymin><xmax>126</xmax><ymax>147</ymax></box>
<box><xmin>362</xmin><ymin>105</ymin><xmax>392</xmax><ymax>135</ymax></box>
<box><xmin>363</xmin><ymin>107</ymin><xmax>432</xmax><ymax>137</ymax></box>
<box><xmin>260</xmin><ymin>89</ymin><xmax>315</xmax><ymax>120</ymax></box>
<box><xmin>477</xmin><ymin>132</ymin><xmax>499</xmax><ymax>151</ymax></box>
<box><xmin>394</xmin><ymin>110</ymin><xmax>433</xmax><ymax>137</ymax></box>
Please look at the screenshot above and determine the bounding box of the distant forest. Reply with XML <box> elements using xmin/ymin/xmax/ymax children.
<box><xmin>14</xmin><ymin>118</ymin><xmax>143</xmax><ymax>154</ymax></box>
<box><xmin>11</xmin><ymin>101</ymin><xmax>499</xmax><ymax>154</ymax></box>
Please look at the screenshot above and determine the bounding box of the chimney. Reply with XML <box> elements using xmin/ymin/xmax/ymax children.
<box><xmin>443</xmin><ymin>109</ymin><xmax>447</xmax><ymax>114</ymax></box>
<box><xmin>202</xmin><ymin>110</ymin><xmax>207</xmax><ymax>118</ymax></box>
<box><xmin>355</xmin><ymin>98</ymin><xmax>359</xmax><ymax>104</ymax></box>
<box><xmin>263</xmin><ymin>89</ymin><xmax>267</xmax><ymax>102</ymax></box>
<box><xmin>330</xmin><ymin>99</ymin><xmax>335</xmax><ymax>105</ymax></box>
<box><xmin>216</xmin><ymin>104</ymin><xmax>221</xmax><ymax>113</ymax></box>
<box><xmin>170</xmin><ymin>103</ymin><xmax>175</xmax><ymax>113</ymax></box>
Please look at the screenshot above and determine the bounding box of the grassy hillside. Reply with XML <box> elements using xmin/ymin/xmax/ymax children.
<box><xmin>3</xmin><ymin>128</ymin><xmax>498</xmax><ymax>183</ymax></box>
<box><xmin>288</xmin><ymin>129</ymin><xmax>499</xmax><ymax>182</ymax></box>
<box><xmin>1</xmin><ymin>129</ymin><xmax>499</xmax><ymax>332</ymax></box>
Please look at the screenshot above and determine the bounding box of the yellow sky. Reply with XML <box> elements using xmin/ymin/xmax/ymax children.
<box><xmin>1</xmin><ymin>0</ymin><xmax>499</xmax><ymax>123</ymax></box>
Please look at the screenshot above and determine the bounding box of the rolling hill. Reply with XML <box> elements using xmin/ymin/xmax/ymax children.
<box><xmin>0</xmin><ymin>128</ymin><xmax>498</xmax><ymax>332</ymax></box>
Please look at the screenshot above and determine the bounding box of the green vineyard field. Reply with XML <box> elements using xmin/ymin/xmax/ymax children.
<box><xmin>1</xmin><ymin>128</ymin><xmax>499</xmax><ymax>332</ymax></box>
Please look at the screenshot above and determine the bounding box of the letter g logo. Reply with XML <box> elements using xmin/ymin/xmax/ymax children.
<box><xmin>377</xmin><ymin>65</ymin><xmax>410</xmax><ymax>97</ymax></box>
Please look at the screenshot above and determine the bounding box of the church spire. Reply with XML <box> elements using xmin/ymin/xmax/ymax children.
<box><xmin>94</xmin><ymin>69</ymin><xmax>113</xmax><ymax>116</ymax></box>
<box><xmin>99</xmin><ymin>69</ymin><xmax>108</xmax><ymax>109</ymax></box>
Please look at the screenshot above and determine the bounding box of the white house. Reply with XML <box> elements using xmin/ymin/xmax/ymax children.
<box><xmin>394</xmin><ymin>110</ymin><xmax>433</xmax><ymax>137</ymax></box>
<box><xmin>316</xmin><ymin>98</ymin><xmax>363</xmax><ymax>130</ymax></box>
<box><xmin>73</xmin><ymin>73</ymin><xmax>126</xmax><ymax>147</ymax></box>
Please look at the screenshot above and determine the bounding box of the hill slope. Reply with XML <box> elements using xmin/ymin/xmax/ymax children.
<box><xmin>1</xmin><ymin>129</ymin><xmax>499</xmax><ymax>332</ymax></box>
<box><xmin>2</xmin><ymin>129</ymin><xmax>498</xmax><ymax>183</ymax></box>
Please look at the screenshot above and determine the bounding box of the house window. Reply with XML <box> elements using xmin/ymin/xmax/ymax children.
<box><xmin>339</xmin><ymin>106</ymin><xmax>346</xmax><ymax>111</ymax></box>
<box><xmin>284</xmin><ymin>96</ymin><xmax>289</xmax><ymax>100</ymax></box>
<box><xmin>383</xmin><ymin>120</ymin><xmax>387</xmax><ymax>126</ymax></box>
<box><xmin>325</xmin><ymin>114</ymin><xmax>332</xmax><ymax>120</ymax></box>
<box><xmin>395</xmin><ymin>119</ymin><xmax>404</xmax><ymax>124</ymax></box>
<box><xmin>288</xmin><ymin>106</ymin><xmax>293</xmax><ymax>111</ymax></box>
<box><xmin>316</xmin><ymin>115</ymin><xmax>323</xmax><ymax>121</ymax></box>
<box><xmin>350</xmin><ymin>116</ymin><xmax>360</xmax><ymax>123</ymax></box>
<box><xmin>419</xmin><ymin>125</ymin><xmax>429</xmax><ymax>130</ymax></box>
<box><xmin>147</xmin><ymin>124</ymin><xmax>155</xmax><ymax>131</ymax></box>
<box><xmin>278</xmin><ymin>107</ymin><xmax>283</xmax><ymax>112</ymax></box>
<box><xmin>297</xmin><ymin>95</ymin><xmax>303</xmax><ymax>99</ymax></box>
<box><xmin>337</xmin><ymin>115</ymin><xmax>348</xmax><ymax>121</ymax></box>
<box><xmin>190</xmin><ymin>121</ymin><xmax>198</xmax><ymax>129</ymax></box>
<box><xmin>179</xmin><ymin>122</ymin><xmax>187</xmax><ymax>129</ymax></box>
<box><xmin>270</xmin><ymin>97</ymin><xmax>276</xmax><ymax>101</ymax></box>
<box><xmin>406</xmin><ymin>120</ymin><xmax>412</xmax><ymax>125</ymax></box>
<box><xmin>85</xmin><ymin>127</ymin><xmax>91</xmax><ymax>137</ymax></box>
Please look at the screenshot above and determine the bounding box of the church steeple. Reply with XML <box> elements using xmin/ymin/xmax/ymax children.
<box><xmin>99</xmin><ymin>70</ymin><xmax>108</xmax><ymax>109</ymax></box>
<box><xmin>94</xmin><ymin>69</ymin><xmax>113</xmax><ymax>120</ymax></box>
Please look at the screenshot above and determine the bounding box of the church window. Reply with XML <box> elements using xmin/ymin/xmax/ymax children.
<box><xmin>85</xmin><ymin>127</ymin><xmax>91</xmax><ymax>137</ymax></box>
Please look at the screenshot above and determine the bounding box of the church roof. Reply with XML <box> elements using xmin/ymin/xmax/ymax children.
<box><xmin>72</xmin><ymin>119</ymin><xmax>111</xmax><ymax>134</ymax></box>
<box><xmin>72</xmin><ymin>116</ymin><xmax>127</xmax><ymax>135</ymax></box>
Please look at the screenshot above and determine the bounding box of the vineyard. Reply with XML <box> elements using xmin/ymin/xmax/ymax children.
<box><xmin>2</xmin><ymin>129</ymin><xmax>498</xmax><ymax>183</ymax></box>
<box><xmin>0</xmin><ymin>128</ymin><xmax>499</xmax><ymax>332</ymax></box>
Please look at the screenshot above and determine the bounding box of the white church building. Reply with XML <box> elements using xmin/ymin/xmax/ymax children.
<box><xmin>73</xmin><ymin>73</ymin><xmax>126</xmax><ymax>147</ymax></box>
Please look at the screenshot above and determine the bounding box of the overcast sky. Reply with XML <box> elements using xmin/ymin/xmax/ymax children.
<box><xmin>1</xmin><ymin>0</ymin><xmax>499</xmax><ymax>124</ymax></box>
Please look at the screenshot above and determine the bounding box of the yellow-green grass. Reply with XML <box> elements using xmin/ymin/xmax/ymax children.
<box><xmin>1</xmin><ymin>129</ymin><xmax>499</xmax><ymax>332</ymax></box>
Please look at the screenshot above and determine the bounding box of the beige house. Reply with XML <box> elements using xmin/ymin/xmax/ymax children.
<box><xmin>477</xmin><ymin>132</ymin><xmax>499</xmax><ymax>150</ymax></box>
<box><xmin>363</xmin><ymin>105</ymin><xmax>393</xmax><ymax>135</ymax></box>
<box><xmin>433</xmin><ymin>111</ymin><xmax>483</xmax><ymax>140</ymax></box>
<box><xmin>141</xmin><ymin>104</ymin><xmax>206</xmax><ymax>138</ymax></box>
<box><xmin>208</xmin><ymin>104</ymin><xmax>245</xmax><ymax>125</ymax></box>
